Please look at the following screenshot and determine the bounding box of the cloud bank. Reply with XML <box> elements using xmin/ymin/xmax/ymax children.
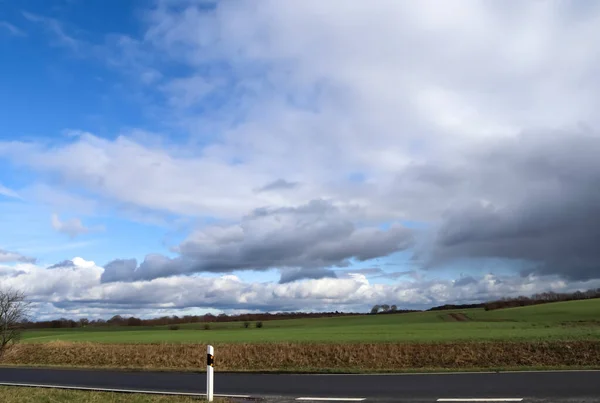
<box><xmin>4</xmin><ymin>258</ymin><xmax>600</xmax><ymax>319</ymax></box>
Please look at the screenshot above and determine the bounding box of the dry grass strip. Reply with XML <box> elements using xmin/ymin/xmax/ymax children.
<box><xmin>3</xmin><ymin>341</ymin><xmax>599</xmax><ymax>372</ymax></box>
<box><xmin>0</xmin><ymin>386</ymin><xmax>219</xmax><ymax>403</ymax></box>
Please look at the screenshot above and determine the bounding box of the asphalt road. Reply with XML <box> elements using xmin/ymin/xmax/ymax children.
<box><xmin>1</xmin><ymin>368</ymin><xmax>600</xmax><ymax>402</ymax></box>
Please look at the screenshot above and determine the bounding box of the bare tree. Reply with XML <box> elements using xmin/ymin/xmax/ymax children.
<box><xmin>0</xmin><ymin>289</ymin><xmax>30</xmax><ymax>358</ymax></box>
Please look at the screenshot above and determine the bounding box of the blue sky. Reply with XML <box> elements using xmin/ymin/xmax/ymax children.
<box><xmin>0</xmin><ymin>0</ymin><xmax>420</xmax><ymax>279</ymax></box>
<box><xmin>1</xmin><ymin>0</ymin><xmax>599</xmax><ymax>319</ymax></box>
<box><xmin>0</xmin><ymin>0</ymin><xmax>180</xmax><ymax>266</ymax></box>
<box><xmin>1</xmin><ymin>1</ymin><xmax>142</xmax><ymax>137</ymax></box>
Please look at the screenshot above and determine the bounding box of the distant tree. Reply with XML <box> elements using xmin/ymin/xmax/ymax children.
<box><xmin>370</xmin><ymin>305</ymin><xmax>381</xmax><ymax>314</ymax></box>
<box><xmin>256</xmin><ymin>321</ymin><xmax>263</xmax><ymax>328</ymax></box>
<box><xmin>390</xmin><ymin>305</ymin><xmax>397</xmax><ymax>312</ymax></box>
<box><xmin>107</xmin><ymin>315</ymin><xmax>124</xmax><ymax>325</ymax></box>
<box><xmin>243</xmin><ymin>321</ymin><xmax>250</xmax><ymax>328</ymax></box>
<box><xmin>204</xmin><ymin>324</ymin><xmax>211</xmax><ymax>330</ymax></box>
<box><xmin>127</xmin><ymin>317</ymin><xmax>143</xmax><ymax>326</ymax></box>
<box><xmin>168</xmin><ymin>325</ymin><xmax>180</xmax><ymax>330</ymax></box>
<box><xmin>381</xmin><ymin>304</ymin><xmax>390</xmax><ymax>312</ymax></box>
<box><xmin>78</xmin><ymin>318</ymin><xmax>89</xmax><ymax>327</ymax></box>
<box><xmin>0</xmin><ymin>289</ymin><xmax>30</xmax><ymax>358</ymax></box>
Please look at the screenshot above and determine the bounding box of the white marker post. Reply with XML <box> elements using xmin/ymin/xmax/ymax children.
<box><xmin>206</xmin><ymin>345</ymin><xmax>214</xmax><ymax>402</ymax></box>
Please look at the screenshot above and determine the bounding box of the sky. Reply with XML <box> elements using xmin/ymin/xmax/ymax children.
<box><xmin>1</xmin><ymin>0</ymin><xmax>600</xmax><ymax>320</ymax></box>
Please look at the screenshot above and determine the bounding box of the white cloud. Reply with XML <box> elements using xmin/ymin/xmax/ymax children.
<box><xmin>6</xmin><ymin>1</ymin><xmax>599</xmax><ymax>221</ymax></box>
<box><xmin>51</xmin><ymin>213</ymin><xmax>102</xmax><ymax>238</ymax></box>
<box><xmin>0</xmin><ymin>21</ymin><xmax>26</xmax><ymax>37</ymax></box>
<box><xmin>22</xmin><ymin>11</ymin><xmax>79</xmax><ymax>50</ymax></box>
<box><xmin>0</xmin><ymin>183</ymin><xmax>20</xmax><ymax>199</ymax></box>
<box><xmin>2</xmin><ymin>258</ymin><xmax>599</xmax><ymax>319</ymax></box>
<box><xmin>161</xmin><ymin>75</ymin><xmax>219</xmax><ymax>108</ymax></box>
<box><xmin>0</xmin><ymin>249</ymin><xmax>35</xmax><ymax>264</ymax></box>
<box><xmin>24</xmin><ymin>184</ymin><xmax>97</xmax><ymax>215</ymax></box>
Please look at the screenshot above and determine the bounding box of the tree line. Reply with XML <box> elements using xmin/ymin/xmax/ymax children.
<box><xmin>483</xmin><ymin>288</ymin><xmax>600</xmax><ymax>311</ymax></box>
<box><xmin>370</xmin><ymin>288</ymin><xmax>600</xmax><ymax>314</ymax></box>
<box><xmin>20</xmin><ymin>310</ymin><xmax>362</xmax><ymax>329</ymax></box>
<box><xmin>369</xmin><ymin>304</ymin><xmax>420</xmax><ymax>314</ymax></box>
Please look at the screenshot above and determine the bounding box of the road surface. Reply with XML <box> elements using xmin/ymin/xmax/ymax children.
<box><xmin>1</xmin><ymin>367</ymin><xmax>600</xmax><ymax>402</ymax></box>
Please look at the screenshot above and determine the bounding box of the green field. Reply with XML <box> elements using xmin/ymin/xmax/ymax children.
<box><xmin>21</xmin><ymin>299</ymin><xmax>600</xmax><ymax>344</ymax></box>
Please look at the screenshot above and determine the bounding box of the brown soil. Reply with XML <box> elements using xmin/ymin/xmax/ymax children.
<box><xmin>447</xmin><ymin>313</ymin><xmax>471</xmax><ymax>322</ymax></box>
<box><xmin>2</xmin><ymin>341</ymin><xmax>599</xmax><ymax>372</ymax></box>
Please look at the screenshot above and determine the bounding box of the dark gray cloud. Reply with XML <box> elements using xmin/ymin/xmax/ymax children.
<box><xmin>101</xmin><ymin>199</ymin><xmax>414</xmax><ymax>283</ymax></box>
<box><xmin>0</xmin><ymin>249</ymin><xmax>36</xmax><ymax>264</ymax></box>
<box><xmin>425</xmin><ymin>130</ymin><xmax>600</xmax><ymax>281</ymax></box>
<box><xmin>0</xmin><ymin>267</ymin><xmax>27</xmax><ymax>277</ymax></box>
<box><xmin>47</xmin><ymin>260</ymin><xmax>76</xmax><ymax>269</ymax></box>
<box><xmin>454</xmin><ymin>276</ymin><xmax>478</xmax><ymax>287</ymax></box>
<box><xmin>101</xmin><ymin>258</ymin><xmax>138</xmax><ymax>283</ymax></box>
<box><xmin>256</xmin><ymin>179</ymin><xmax>299</xmax><ymax>192</ymax></box>
<box><xmin>279</xmin><ymin>267</ymin><xmax>337</xmax><ymax>283</ymax></box>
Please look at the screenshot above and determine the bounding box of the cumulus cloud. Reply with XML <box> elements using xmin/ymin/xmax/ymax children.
<box><xmin>5</xmin><ymin>258</ymin><xmax>600</xmax><ymax>319</ymax></box>
<box><xmin>3</xmin><ymin>258</ymin><xmax>102</xmax><ymax>307</ymax></box>
<box><xmin>101</xmin><ymin>200</ymin><xmax>414</xmax><ymax>283</ymax></box>
<box><xmin>0</xmin><ymin>249</ymin><xmax>36</xmax><ymax>264</ymax></box>
<box><xmin>51</xmin><ymin>213</ymin><xmax>103</xmax><ymax>238</ymax></box>
<box><xmin>8</xmin><ymin>258</ymin><xmax>600</xmax><ymax>319</ymax></box>
<box><xmin>178</xmin><ymin>200</ymin><xmax>413</xmax><ymax>269</ymax></box>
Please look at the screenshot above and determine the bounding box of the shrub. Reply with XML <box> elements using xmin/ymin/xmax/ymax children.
<box><xmin>0</xmin><ymin>289</ymin><xmax>30</xmax><ymax>358</ymax></box>
<box><xmin>255</xmin><ymin>321</ymin><xmax>263</xmax><ymax>328</ymax></box>
<box><xmin>204</xmin><ymin>324</ymin><xmax>210</xmax><ymax>330</ymax></box>
<box><xmin>168</xmin><ymin>325</ymin><xmax>180</xmax><ymax>330</ymax></box>
<box><xmin>243</xmin><ymin>321</ymin><xmax>250</xmax><ymax>328</ymax></box>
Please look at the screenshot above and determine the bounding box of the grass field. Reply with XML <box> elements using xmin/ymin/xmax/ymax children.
<box><xmin>0</xmin><ymin>386</ymin><xmax>219</xmax><ymax>403</ymax></box>
<box><xmin>20</xmin><ymin>299</ymin><xmax>600</xmax><ymax>344</ymax></box>
<box><xmin>2</xmin><ymin>300</ymin><xmax>598</xmax><ymax>373</ymax></box>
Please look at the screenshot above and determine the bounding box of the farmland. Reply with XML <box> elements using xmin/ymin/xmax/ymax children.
<box><xmin>20</xmin><ymin>299</ymin><xmax>600</xmax><ymax>344</ymax></box>
<box><xmin>2</xmin><ymin>300</ymin><xmax>598</xmax><ymax>373</ymax></box>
